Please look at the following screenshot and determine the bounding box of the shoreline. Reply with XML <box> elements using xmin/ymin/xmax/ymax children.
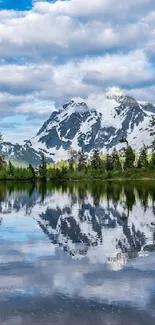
<box><xmin>0</xmin><ymin>177</ymin><xmax>155</xmax><ymax>182</ymax></box>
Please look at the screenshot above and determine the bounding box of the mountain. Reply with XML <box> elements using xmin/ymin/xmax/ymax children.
<box><xmin>1</xmin><ymin>87</ymin><xmax>155</xmax><ymax>165</ymax></box>
<box><xmin>0</xmin><ymin>141</ymin><xmax>43</xmax><ymax>166</ymax></box>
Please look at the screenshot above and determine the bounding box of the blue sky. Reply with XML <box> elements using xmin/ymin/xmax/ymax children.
<box><xmin>0</xmin><ymin>0</ymin><xmax>33</xmax><ymax>10</ymax></box>
<box><xmin>0</xmin><ymin>0</ymin><xmax>56</xmax><ymax>11</ymax></box>
<box><xmin>0</xmin><ymin>0</ymin><xmax>155</xmax><ymax>143</ymax></box>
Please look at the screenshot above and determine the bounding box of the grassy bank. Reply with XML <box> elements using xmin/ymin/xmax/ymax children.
<box><xmin>48</xmin><ymin>168</ymin><xmax>155</xmax><ymax>181</ymax></box>
<box><xmin>1</xmin><ymin>167</ymin><xmax>155</xmax><ymax>181</ymax></box>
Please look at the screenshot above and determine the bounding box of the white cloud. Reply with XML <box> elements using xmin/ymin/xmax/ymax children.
<box><xmin>0</xmin><ymin>0</ymin><xmax>155</xmax><ymax>140</ymax></box>
<box><xmin>15</xmin><ymin>100</ymin><xmax>55</xmax><ymax>115</ymax></box>
<box><xmin>3</xmin><ymin>124</ymin><xmax>42</xmax><ymax>143</ymax></box>
<box><xmin>0</xmin><ymin>1</ymin><xmax>154</xmax><ymax>61</ymax></box>
<box><xmin>34</xmin><ymin>0</ymin><xmax>155</xmax><ymax>20</ymax></box>
<box><xmin>126</xmin><ymin>86</ymin><xmax>155</xmax><ymax>104</ymax></box>
<box><xmin>0</xmin><ymin>50</ymin><xmax>154</xmax><ymax>109</ymax></box>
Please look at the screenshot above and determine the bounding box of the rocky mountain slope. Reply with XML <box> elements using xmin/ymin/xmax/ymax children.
<box><xmin>0</xmin><ymin>141</ymin><xmax>43</xmax><ymax>166</ymax></box>
<box><xmin>1</xmin><ymin>87</ymin><xmax>155</xmax><ymax>165</ymax></box>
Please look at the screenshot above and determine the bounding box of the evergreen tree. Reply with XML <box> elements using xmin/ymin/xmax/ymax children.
<box><xmin>28</xmin><ymin>164</ymin><xmax>36</xmax><ymax>179</ymax></box>
<box><xmin>0</xmin><ymin>154</ymin><xmax>6</xmax><ymax>170</ymax></box>
<box><xmin>61</xmin><ymin>166</ymin><xmax>68</xmax><ymax>178</ymax></box>
<box><xmin>124</xmin><ymin>145</ymin><xmax>135</xmax><ymax>170</ymax></box>
<box><xmin>137</xmin><ymin>144</ymin><xmax>148</xmax><ymax>168</ymax></box>
<box><xmin>91</xmin><ymin>149</ymin><xmax>102</xmax><ymax>170</ymax></box>
<box><xmin>111</xmin><ymin>149</ymin><xmax>122</xmax><ymax>171</ymax></box>
<box><xmin>119</xmin><ymin>137</ymin><xmax>135</xmax><ymax>170</ymax></box>
<box><xmin>0</xmin><ymin>133</ymin><xmax>6</xmax><ymax>170</ymax></box>
<box><xmin>8</xmin><ymin>161</ymin><xmax>14</xmax><ymax>175</ymax></box>
<box><xmin>39</xmin><ymin>154</ymin><xmax>47</xmax><ymax>179</ymax></box>
<box><xmin>68</xmin><ymin>147</ymin><xmax>77</xmax><ymax>170</ymax></box>
<box><xmin>78</xmin><ymin>149</ymin><xmax>86</xmax><ymax>171</ymax></box>
<box><xmin>150</xmin><ymin>139</ymin><xmax>155</xmax><ymax>168</ymax></box>
<box><xmin>106</xmin><ymin>152</ymin><xmax>113</xmax><ymax>171</ymax></box>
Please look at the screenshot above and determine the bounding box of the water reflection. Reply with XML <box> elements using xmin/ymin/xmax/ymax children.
<box><xmin>0</xmin><ymin>181</ymin><xmax>155</xmax><ymax>324</ymax></box>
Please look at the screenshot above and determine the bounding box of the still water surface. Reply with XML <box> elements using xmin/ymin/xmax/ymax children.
<box><xmin>0</xmin><ymin>181</ymin><xmax>155</xmax><ymax>324</ymax></box>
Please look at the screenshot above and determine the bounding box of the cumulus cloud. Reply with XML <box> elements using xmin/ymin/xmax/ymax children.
<box><xmin>0</xmin><ymin>0</ymin><xmax>155</xmax><ymax>140</ymax></box>
<box><xmin>0</xmin><ymin>4</ymin><xmax>154</xmax><ymax>62</ymax></box>
<box><xmin>0</xmin><ymin>50</ymin><xmax>154</xmax><ymax>110</ymax></box>
<box><xmin>0</xmin><ymin>91</ymin><xmax>56</xmax><ymax>118</ymax></box>
<box><xmin>34</xmin><ymin>0</ymin><xmax>155</xmax><ymax>20</ymax></box>
<box><xmin>126</xmin><ymin>86</ymin><xmax>155</xmax><ymax>104</ymax></box>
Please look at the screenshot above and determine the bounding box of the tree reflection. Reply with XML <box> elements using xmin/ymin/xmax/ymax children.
<box><xmin>1</xmin><ymin>180</ymin><xmax>155</xmax><ymax>211</ymax></box>
<box><xmin>1</xmin><ymin>180</ymin><xmax>155</xmax><ymax>266</ymax></box>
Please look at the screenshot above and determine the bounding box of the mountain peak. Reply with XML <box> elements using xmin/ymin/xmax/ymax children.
<box><xmin>62</xmin><ymin>97</ymin><xmax>89</xmax><ymax>114</ymax></box>
<box><xmin>105</xmin><ymin>87</ymin><xmax>126</xmax><ymax>101</ymax></box>
<box><xmin>1</xmin><ymin>88</ymin><xmax>155</xmax><ymax>165</ymax></box>
<box><xmin>70</xmin><ymin>97</ymin><xmax>85</xmax><ymax>105</ymax></box>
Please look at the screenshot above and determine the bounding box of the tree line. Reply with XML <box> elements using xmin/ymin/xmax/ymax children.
<box><xmin>67</xmin><ymin>142</ymin><xmax>154</xmax><ymax>172</ymax></box>
<box><xmin>62</xmin><ymin>115</ymin><xmax>155</xmax><ymax>177</ymax></box>
<box><xmin>0</xmin><ymin>143</ymin><xmax>155</xmax><ymax>180</ymax></box>
<box><xmin>0</xmin><ymin>132</ymin><xmax>47</xmax><ymax>180</ymax></box>
<box><xmin>0</xmin><ymin>153</ymin><xmax>47</xmax><ymax>180</ymax></box>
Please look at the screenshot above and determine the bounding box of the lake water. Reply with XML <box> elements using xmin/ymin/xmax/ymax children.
<box><xmin>0</xmin><ymin>181</ymin><xmax>155</xmax><ymax>325</ymax></box>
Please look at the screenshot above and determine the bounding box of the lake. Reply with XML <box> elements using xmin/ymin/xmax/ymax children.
<box><xmin>0</xmin><ymin>181</ymin><xmax>155</xmax><ymax>325</ymax></box>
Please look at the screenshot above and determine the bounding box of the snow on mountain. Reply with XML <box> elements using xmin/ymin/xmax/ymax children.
<box><xmin>0</xmin><ymin>141</ymin><xmax>43</xmax><ymax>166</ymax></box>
<box><xmin>105</xmin><ymin>86</ymin><xmax>126</xmax><ymax>102</ymax></box>
<box><xmin>1</xmin><ymin>87</ymin><xmax>155</xmax><ymax>164</ymax></box>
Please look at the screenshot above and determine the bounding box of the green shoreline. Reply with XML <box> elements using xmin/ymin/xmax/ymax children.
<box><xmin>0</xmin><ymin>176</ymin><xmax>155</xmax><ymax>182</ymax></box>
<box><xmin>1</xmin><ymin>140</ymin><xmax>155</xmax><ymax>182</ymax></box>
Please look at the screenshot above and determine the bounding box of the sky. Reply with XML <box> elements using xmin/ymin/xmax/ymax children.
<box><xmin>0</xmin><ymin>0</ymin><xmax>155</xmax><ymax>143</ymax></box>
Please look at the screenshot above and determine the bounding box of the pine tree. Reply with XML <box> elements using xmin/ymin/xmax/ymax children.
<box><xmin>39</xmin><ymin>154</ymin><xmax>47</xmax><ymax>179</ymax></box>
<box><xmin>8</xmin><ymin>161</ymin><xmax>14</xmax><ymax>175</ymax></box>
<box><xmin>91</xmin><ymin>149</ymin><xmax>102</xmax><ymax>170</ymax></box>
<box><xmin>0</xmin><ymin>154</ymin><xmax>6</xmax><ymax>170</ymax></box>
<box><xmin>78</xmin><ymin>149</ymin><xmax>87</xmax><ymax>171</ymax></box>
<box><xmin>0</xmin><ymin>133</ymin><xmax>6</xmax><ymax>170</ymax></box>
<box><xmin>150</xmin><ymin>139</ymin><xmax>155</xmax><ymax>168</ymax></box>
<box><xmin>111</xmin><ymin>149</ymin><xmax>122</xmax><ymax>171</ymax></box>
<box><xmin>61</xmin><ymin>166</ymin><xmax>68</xmax><ymax>178</ymax></box>
<box><xmin>106</xmin><ymin>152</ymin><xmax>113</xmax><ymax>171</ymax></box>
<box><xmin>28</xmin><ymin>164</ymin><xmax>36</xmax><ymax>179</ymax></box>
<box><xmin>124</xmin><ymin>145</ymin><xmax>135</xmax><ymax>170</ymax></box>
<box><xmin>68</xmin><ymin>147</ymin><xmax>77</xmax><ymax>170</ymax></box>
<box><xmin>137</xmin><ymin>144</ymin><xmax>148</xmax><ymax>168</ymax></box>
<box><xmin>119</xmin><ymin>137</ymin><xmax>135</xmax><ymax>170</ymax></box>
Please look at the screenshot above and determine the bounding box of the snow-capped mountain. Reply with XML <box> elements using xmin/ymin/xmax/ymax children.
<box><xmin>0</xmin><ymin>141</ymin><xmax>43</xmax><ymax>166</ymax></box>
<box><xmin>1</xmin><ymin>87</ymin><xmax>155</xmax><ymax>164</ymax></box>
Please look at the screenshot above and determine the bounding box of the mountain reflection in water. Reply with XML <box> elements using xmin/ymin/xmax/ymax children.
<box><xmin>0</xmin><ymin>181</ymin><xmax>155</xmax><ymax>325</ymax></box>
